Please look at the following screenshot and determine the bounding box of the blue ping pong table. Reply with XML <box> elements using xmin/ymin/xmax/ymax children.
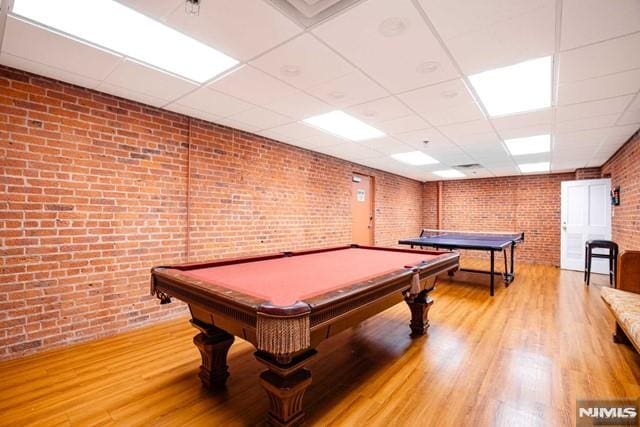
<box><xmin>399</xmin><ymin>229</ymin><xmax>525</xmax><ymax>296</ymax></box>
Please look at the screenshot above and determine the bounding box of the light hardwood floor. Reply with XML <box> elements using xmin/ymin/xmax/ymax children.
<box><xmin>1</xmin><ymin>261</ymin><xmax>639</xmax><ymax>426</ymax></box>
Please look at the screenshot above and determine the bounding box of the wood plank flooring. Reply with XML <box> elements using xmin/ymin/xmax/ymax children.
<box><xmin>2</xmin><ymin>260</ymin><xmax>640</xmax><ymax>426</ymax></box>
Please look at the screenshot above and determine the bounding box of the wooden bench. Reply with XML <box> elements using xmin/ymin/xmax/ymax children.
<box><xmin>601</xmin><ymin>250</ymin><xmax>640</xmax><ymax>351</ymax></box>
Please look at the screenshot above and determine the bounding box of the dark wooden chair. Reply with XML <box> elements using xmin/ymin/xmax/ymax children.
<box><xmin>585</xmin><ymin>240</ymin><xmax>619</xmax><ymax>286</ymax></box>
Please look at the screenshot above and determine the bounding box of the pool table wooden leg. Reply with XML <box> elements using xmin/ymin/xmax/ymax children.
<box><xmin>404</xmin><ymin>289</ymin><xmax>433</xmax><ymax>337</ymax></box>
<box><xmin>193</xmin><ymin>326</ymin><xmax>235</xmax><ymax>389</ymax></box>
<box><xmin>255</xmin><ymin>350</ymin><xmax>317</xmax><ymax>427</ymax></box>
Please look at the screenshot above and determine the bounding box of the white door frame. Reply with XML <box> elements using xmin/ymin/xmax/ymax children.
<box><xmin>560</xmin><ymin>178</ymin><xmax>612</xmax><ymax>273</ymax></box>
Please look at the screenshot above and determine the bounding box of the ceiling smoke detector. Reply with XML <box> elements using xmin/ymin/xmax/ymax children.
<box><xmin>267</xmin><ymin>0</ymin><xmax>364</xmax><ymax>28</ymax></box>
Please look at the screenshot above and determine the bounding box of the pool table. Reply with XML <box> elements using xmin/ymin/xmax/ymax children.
<box><xmin>151</xmin><ymin>244</ymin><xmax>459</xmax><ymax>426</ymax></box>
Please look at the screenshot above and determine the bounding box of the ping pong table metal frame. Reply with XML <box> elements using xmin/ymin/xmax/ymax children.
<box><xmin>398</xmin><ymin>230</ymin><xmax>525</xmax><ymax>296</ymax></box>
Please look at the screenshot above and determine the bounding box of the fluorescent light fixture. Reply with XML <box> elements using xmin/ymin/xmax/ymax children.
<box><xmin>505</xmin><ymin>134</ymin><xmax>551</xmax><ymax>156</ymax></box>
<box><xmin>391</xmin><ymin>151</ymin><xmax>439</xmax><ymax>166</ymax></box>
<box><xmin>433</xmin><ymin>169</ymin><xmax>465</xmax><ymax>178</ymax></box>
<box><xmin>518</xmin><ymin>162</ymin><xmax>550</xmax><ymax>173</ymax></box>
<box><xmin>11</xmin><ymin>0</ymin><xmax>239</xmax><ymax>83</ymax></box>
<box><xmin>303</xmin><ymin>111</ymin><xmax>385</xmax><ymax>141</ymax></box>
<box><xmin>468</xmin><ymin>56</ymin><xmax>552</xmax><ymax>117</ymax></box>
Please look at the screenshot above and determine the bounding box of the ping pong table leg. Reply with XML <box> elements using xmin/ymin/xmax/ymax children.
<box><xmin>503</xmin><ymin>250</ymin><xmax>508</xmax><ymax>284</ymax></box>
<box><xmin>509</xmin><ymin>242</ymin><xmax>516</xmax><ymax>283</ymax></box>
<box><xmin>490</xmin><ymin>250</ymin><xmax>495</xmax><ymax>296</ymax></box>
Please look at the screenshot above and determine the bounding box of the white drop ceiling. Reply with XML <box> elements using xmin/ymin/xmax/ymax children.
<box><xmin>1</xmin><ymin>0</ymin><xmax>639</xmax><ymax>181</ymax></box>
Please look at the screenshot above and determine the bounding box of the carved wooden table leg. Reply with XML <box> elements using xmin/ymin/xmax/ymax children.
<box><xmin>255</xmin><ymin>350</ymin><xmax>317</xmax><ymax>426</ymax></box>
<box><xmin>193</xmin><ymin>326</ymin><xmax>234</xmax><ymax>389</ymax></box>
<box><xmin>404</xmin><ymin>289</ymin><xmax>434</xmax><ymax>337</ymax></box>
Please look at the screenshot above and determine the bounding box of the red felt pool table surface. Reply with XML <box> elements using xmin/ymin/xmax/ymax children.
<box><xmin>180</xmin><ymin>247</ymin><xmax>440</xmax><ymax>305</ymax></box>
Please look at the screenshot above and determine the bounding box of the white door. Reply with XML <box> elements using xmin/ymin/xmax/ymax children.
<box><xmin>560</xmin><ymin>179</ymin><xmax>612</xmax><ymax>273</ymax></box>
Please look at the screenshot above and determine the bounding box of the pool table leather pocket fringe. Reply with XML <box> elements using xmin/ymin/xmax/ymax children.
<box><xmin>257</xmin><ymin>313</ymin><xmax>310</xmax><ymax>356</ymax></box>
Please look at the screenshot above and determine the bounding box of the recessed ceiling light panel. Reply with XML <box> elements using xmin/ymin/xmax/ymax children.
<box><xmin>505</xmin><ymin>134</ymin><xmax>551</xmax><ymax>156</ymax></box>
<box><xmin>433</xmin><ymin>169</ymin><xmax>465</xmax><ymax>178</ymax></box>
<box><xmin>518</xmin><ymin>162</ymin><xmax>550</xmax><ymax>173</ymax></box>
<box><xmin>391</xmin><ymin>151</ymin><xmax>439</xmax><ymax>166</ymax></box>
<box><xmin>11</xmin><ymin>0</ymin><xmax>239</xmax><ymax>83</ymax></box>
<box><xmin>303</xmin><ymin>111</ymin><xmax>386</xmax><ymax>141</ymax></box>
<box><xmin>468</xmin><ymin>56</ymin><xmax>552</xmax><ymax>117</ymax></box>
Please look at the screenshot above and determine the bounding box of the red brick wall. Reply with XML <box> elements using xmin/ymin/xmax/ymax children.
<box><xmin>0</xmin><ymin>66</ymin><xmax>423</xmax><ymax>360</ymax></box>
<box><xmin>575</xmin><ymin>167</ymin><xmax>602</xmax><ymax>180</ymax></box>
<box><xmin>422</xmin><ymin>182</ymin><xmax>439</xmax><ymax>229</ymax></box>
<box><xmin>602</xmin><ymin>130</ymin><xmax>640</xmax><ymax>252</ymax></box>
<box><xmin>422</xmin><ymin>173</ymin><xmax>574</xmax><ymax>265</ymax></box>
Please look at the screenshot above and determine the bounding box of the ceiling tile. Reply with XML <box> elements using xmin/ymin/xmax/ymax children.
<box><xmin>555</xmin><ymin>96</ymin><xmax>633</xmax><ymax>122</ymax></box>
<box><xmin>617</xmin><ymin>110</ymin><xmax>640</xmax><ymax>126</ymax></box>
<box><xmin>512</xmin><ymin>152</ymin><xmax>551</xmax><ymax>164</ymax></box>
<box><xmin>491</xmin><ymin>109</ymin><xmax>553</xmax><ymax>130</ymax></box>
<box><xmin>360</xmin><ymin>137</ymin><xmax>415</xmax><ymax>155</ymax></box>
<box><xmin>557</xmin><ymin>69</ymin><xmax>640</xmax><ymax>105</ymax></box>
<box><xmin>165</xmin><ymin>103</ymin><xmax>225</xmax><ymax>124</ymax></box>
<box><xmin>2</xmin><ymin>16</ymin><xmax>121</xmax><ymax>83</ymax></box>
<box><xmin>265</xmin><ymin>89</ymin><xmax>332</xmax><ymax>120</ymax></box>
<box><xmin>462</xmin><ymin>143</ymin><xmax>509</xmax><ymax>158</ymax></box>
<box><xmin>166</xmin><ymin>0</ymin><xmax>301</xmax><ymax>61</ymax></box>
<box><xmin>497</xmin><ymin>124</ymin><xmax>553</xmax><ymax>140</ymax></box>
<box><xmin>488</xmin><ymin>166</ymin><xmax>520</xmax><ymax>176</ymax></box>
<box><xmin>429</xmin><ymin>149</ymin><xmax>475</xmax><ymax>165</ymax></box>
<box><xmin>394</xmin><ymin>128</ymin><xmax>452</xmax><ymax>150</ymax></box>
<box><xmin>208</xmin><ymin>65</ymin><xmax>296</xmax><ymax>106</ymax></box>
<box><xmin>601</xmin><ymin>125</ymin><xmax>640</xmax><ymax>145</ymax></box>
<box><xmin>553</xmin><ymin>113</ymin><xmax>620</xmax><ymax>134</ymax></box>
<box><xmin>357</xmin><ymin>157</ymin><xmax>417</xmax><ymax>176</ymax></box>
<box><xmin>438</xmin><ymin>120</ymin><xmax>499</xmax><ymax>145</ymax></box>
<box><xmin>552</xmin><ymin>127</ymin><xmax>612</xmax><ymax>148</ymax></box>
<box><xmin>251</xmin><ymin>33</ymin><xmax>354</xmax><ymax>90</ymax></box>
<box><xmin>313</xmin><ymin>0</ymin><xmax>459</xmax><ymax>94</ymax></box>
<box><xmin>256</xmin><ymin>128</ymin><xmax>298</xmax><ymax>145</ymax></box>
<box><xmin>116</xmin><ymin>0</ymin><xmax>181</xmax><ymax>19</ymax></box>
<box><xmin>559</xmin><ymin>33</ymin><xmax>640</xmax><ymax>83</ymax></box>
<box><xmin>306</xmin><ymin>71</ymin><xmax>388</xmax><ymax>108</ymax></box>
<box><xmin>95</xmin><ymin>82</ymin><xmax>167</xmax><ymax>108</ymax></box>
<box><xmin>313</xmin><ymin>142</ymin><xmax>383</xmax><ymax>161</ymax></box>
<box><xmin>586</xmin><ymin>157</ymin><xmax>610</xmax><ymax>167</ymax></box>
<box><xmin>459</xmin><ymin>169</ymin><xmax>494</xmax><ymax>179</ymax></box>
<box><xmin>264</xmin><ymin>122</ymin><xmax>325</xmax><ymax>141</ymax></box>
<box><xmin>551</xmin><ymin>159</ymin><xmax>587</xmax><ymax>170</ymax></box>
<box><xmin>420</xmin><ymin>0</ymin><xmax>555</xmax><ymax>73</ymax></box>
<box><xmin>171</xmin><ymin>87</ymin><xmax>253</xmax><ymax>117</ymax></box>
<box><xmin>560</xmin><ymin>0</ymin><xmax>640</xmax><ymax>50</ymax></box>
<box><xmin>0</xmin><ymin>52</ymin><xmax>102</xmax><ymax>90</ymax></box>
<box><xmin>214</xmin><ymin>117</ymin><xmax>261</xmax><ymax>133</ymax></box>
<box><xmin>628</xmin><ymin>94</ymin><xmax>640</xmax><ymax>112</ymax></box>
<box><xmin>376</xmin><ymin>115</ymin><xmax>429</xmax><ymax>134</ymax></box>
<box><xmin>102</xmin><ymin>59</ymin><xmax>198</xmax><ymax>104</ymax></box>
<box><xmin>398</xmin><ymin>79</ymin><xmax>485</xmax><ymax>126</ymax></box>
<box><xmin>300</xmin><ymin>132</ymin><xmax>350</xmax><ymax>148</ymax></box>
<box><xmin>228</xmin><ymin>107</ymin><xmax>292</xmax><ymax>130</ymax></box>
<box><xmin>346</xmin><ymin>97</ymin><xmax>413</xmax><ymax>123</ymax></box>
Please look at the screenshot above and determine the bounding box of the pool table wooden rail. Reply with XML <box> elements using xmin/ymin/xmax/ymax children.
<box><xmin>150</xmin><ymin>245</ymin><xmax>459</xmax><ymax>426</ymax></box>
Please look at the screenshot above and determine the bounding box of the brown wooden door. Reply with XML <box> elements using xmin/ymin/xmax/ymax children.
<box><xmin>351</xmin><ymin>174</ymin><xmax>374</xmax><ymax>245</ymax></box>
